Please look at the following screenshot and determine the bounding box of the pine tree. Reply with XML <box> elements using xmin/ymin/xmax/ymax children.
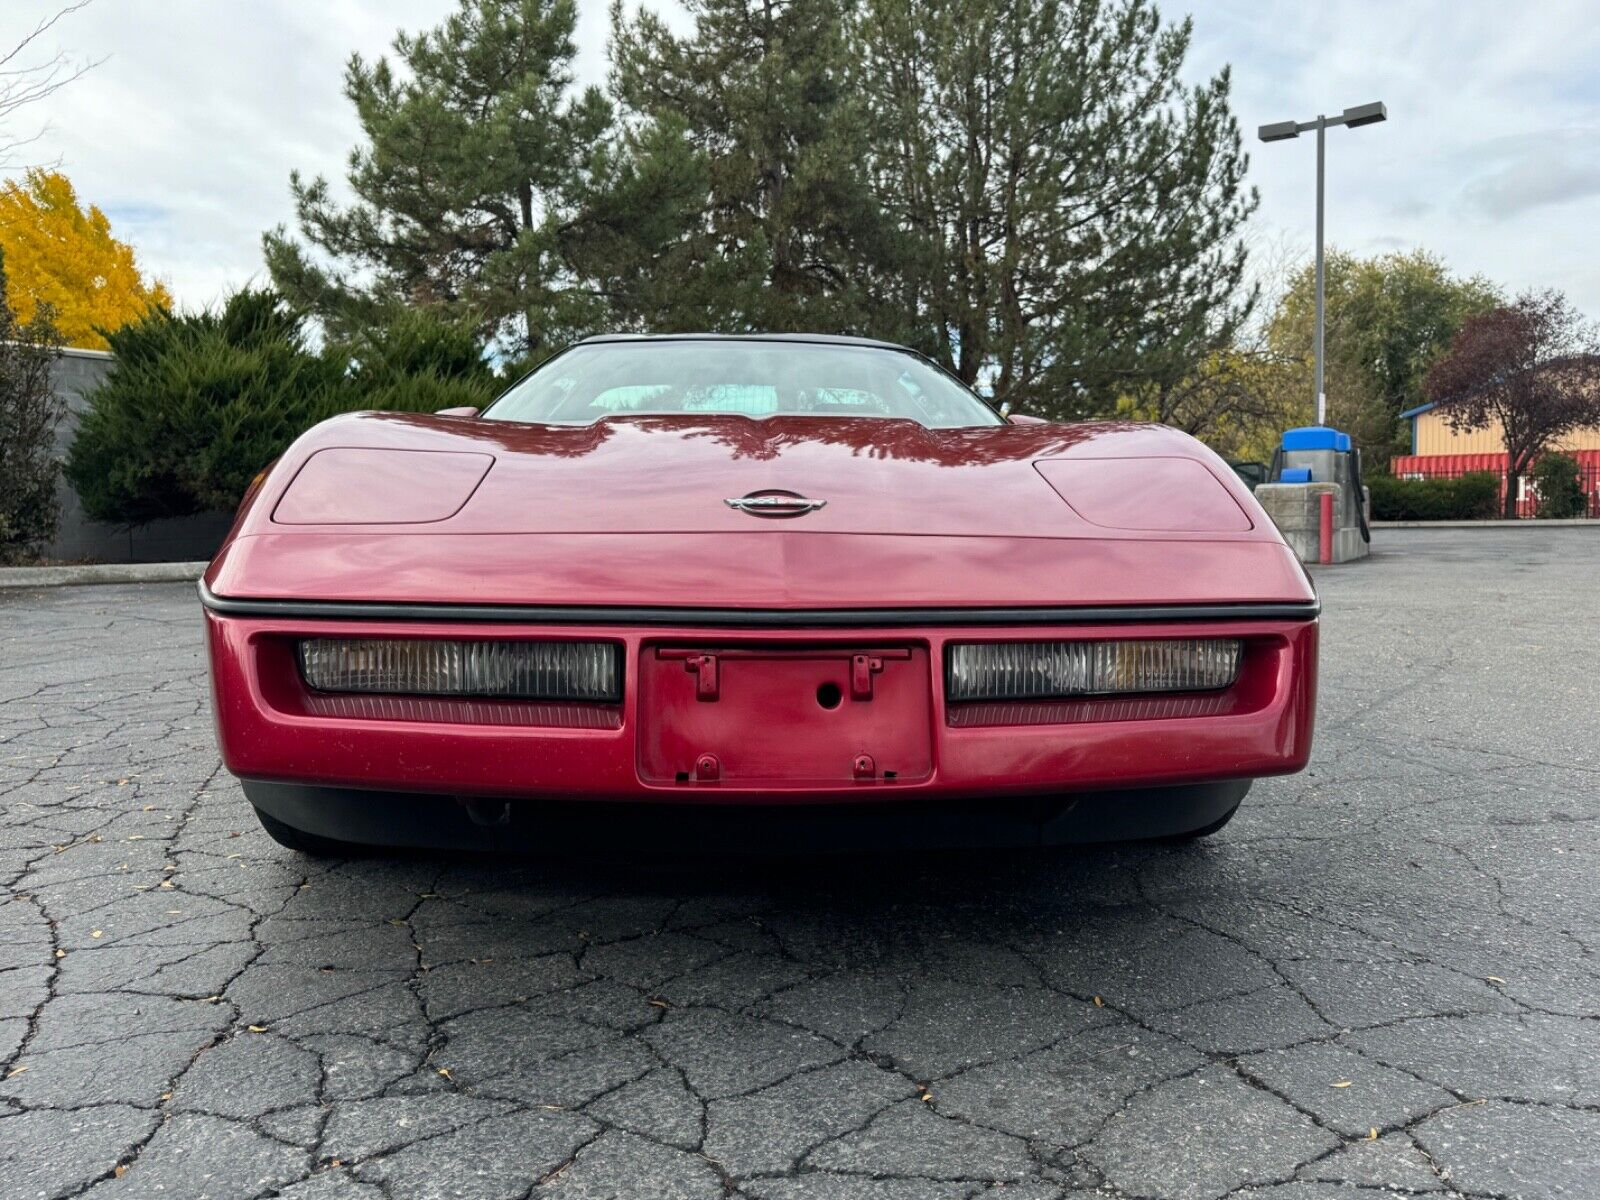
<box><xmin>263</xmin><ymin>0</ymin><xmax>610</xmax><ymax>356</ymax></box>
<box><xmin>605</xmin><ymin>0</ymin><xmax>894</xmax><ymax>334</ymax></box>
<box><xmin>855</xmin><ymin>0</ymin><xmax>1256</xmax><ymax>412</ymax></box>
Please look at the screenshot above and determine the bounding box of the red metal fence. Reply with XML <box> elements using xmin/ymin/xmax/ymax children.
<box><xmin>1389</xmin><ymin>451</ymin><xmax>1600</xmax><ymax>518</ymax></box>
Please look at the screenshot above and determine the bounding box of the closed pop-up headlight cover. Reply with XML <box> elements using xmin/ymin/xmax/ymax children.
<box><xmin>1033</xmin><ymin>457</ymin><xmax>1253</xmax><ymax>532</ymax></box>
<box><xmin>272</xmin><ymin>448</ymin><xmax>494</xmax><ymax>525</ymax></box>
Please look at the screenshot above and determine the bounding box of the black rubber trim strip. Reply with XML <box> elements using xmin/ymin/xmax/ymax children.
<box><xmin>199</xmin><ymin>581</ymin><xmax>1319</xmax><ymax>627</ymax></box>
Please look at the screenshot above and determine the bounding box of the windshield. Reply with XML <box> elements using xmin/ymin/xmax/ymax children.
<box><xmin>485</xmin><ymin>340</ymin><xmax>1002</xmax><ymax>429</ymax></box>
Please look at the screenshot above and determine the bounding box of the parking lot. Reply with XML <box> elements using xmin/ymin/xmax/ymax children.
<box><xmin>1</xmin><ymin>527</ymin><xmax>1596</xmax><ymax>1200</ymax></box>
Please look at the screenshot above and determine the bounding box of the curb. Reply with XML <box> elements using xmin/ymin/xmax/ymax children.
<box><xmin>1370</xmin><ymin>519</ymin><xmax>1600</xmax><ymax>528</ymax></box>
<box><xmin>0</xmin><ymin>562</ymin><xmax>208</xmax><ymax>590</ymax></box>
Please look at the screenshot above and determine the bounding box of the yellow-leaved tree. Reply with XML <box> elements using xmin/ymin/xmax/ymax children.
<box><xmin>0</xmin><ymin>169</ymin><xmax>171</xmax><ymax>350</ymax></box>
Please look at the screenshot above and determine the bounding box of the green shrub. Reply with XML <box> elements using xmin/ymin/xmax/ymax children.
<box><xmin>66</xmin><ymin>294</ymin><xmax>501</xmax><ymax>525</ymax></box>
<box><xmin>1530</xmin><ymin>453</ymin><xmax>1587</xmax><ymax>519</ymax></box>
<box><xmin>67</xmin><ymin>290</ymin><xmax>347</xmax><ymax>523</ymax></box>
<box><xmin>0</xmin><ymin>259</ymin><xmax>65</xmax><ymax>563</ymax></box>
<box><xmin>1368</xmin><ymin>470</ymin><xmax>1500</xmax><ymax>521</ymax></box>
<box><xmin>1450</xmin><ymin>472</ymin><xmax>1501</xmax><ymax>520</ymax></box>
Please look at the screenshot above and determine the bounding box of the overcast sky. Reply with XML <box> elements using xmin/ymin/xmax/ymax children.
<box><xmin>4</xmin><ymin>0</ymin><xmax>1598</xmax><ymax>318</ymax></box>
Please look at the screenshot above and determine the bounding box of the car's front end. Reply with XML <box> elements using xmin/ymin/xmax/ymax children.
<box><xmin>201</xmin><ymin>335</ymin><xmax>1319</xmax><ymax>851</ymax></box>
<box><xmin>204</xmin><ymin>596</ymin><xmax>1316</xmax><ymax>848</ymax></box>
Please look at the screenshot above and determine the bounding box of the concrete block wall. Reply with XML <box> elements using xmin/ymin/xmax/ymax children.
<box><xmin>1255</xmin><ymin>481</ymin><xmax>1370</xmax><ymax>564</ymax></box>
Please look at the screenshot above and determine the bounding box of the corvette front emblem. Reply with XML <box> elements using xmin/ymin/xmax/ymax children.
<box><xmin>724</xmin><ymin>490</ymin><xmax>827</xmax><ymax>518</ymax></box>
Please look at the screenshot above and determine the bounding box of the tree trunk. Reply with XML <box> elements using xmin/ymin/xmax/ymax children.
<box><xmin>517</xmin><ymin>181</ymin><xmax>534</xmax><ymax>231</ymax></box>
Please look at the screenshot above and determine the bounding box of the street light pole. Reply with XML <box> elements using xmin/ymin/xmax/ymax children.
<box><xmin>1259</xmin><ymin>101</ymin><xmax>1387</xmax><ymax>430</ymax></box>
<box><xmin>1314</xmin><ymin>115</ymin><xmax>1325</xmax><ymax>426</ymax></box>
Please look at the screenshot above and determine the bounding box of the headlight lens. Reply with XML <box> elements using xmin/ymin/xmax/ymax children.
<box><xmin>298</xmin><ymin>638</ymin><xmax>621</xmax><ymax>703</ymax></box>
<box><xmin>946</xmin><ymin>638</ymin><xmax>1241</xmax><ymax>702</ymax></box>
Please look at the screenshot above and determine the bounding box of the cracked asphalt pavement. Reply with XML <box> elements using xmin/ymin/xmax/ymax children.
<box><xmin>1</xmin><ymin>526</ymin><xmax>1596</xmax><ymax>1200</ymax></box>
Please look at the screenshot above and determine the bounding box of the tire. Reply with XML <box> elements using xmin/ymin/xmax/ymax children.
<box><xmin>1158</xmin><ymin>799</ymin><xmax>1241</xmax><ymax>843</ymax></box>
<box><xmin>252</xmin><ymin>805</ymin><xmax>357</xmax><ymax>857</ymax></box>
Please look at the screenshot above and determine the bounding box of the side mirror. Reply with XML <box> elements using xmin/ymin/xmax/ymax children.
<box><xmin>1007</xmin><ymin>413</ymin><xmax>1048</xmax><ymax>425</ymax></box>
<box><xmin>435</xmin><ymin>406</ymin><xmax>480</xmax><ymax>419</ymax></box>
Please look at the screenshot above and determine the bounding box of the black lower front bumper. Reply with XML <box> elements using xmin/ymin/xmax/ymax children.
<box><xmin>241</xmin><ymin>779</ymin><xmax>1250</xmax><ymax>854</ymax></box>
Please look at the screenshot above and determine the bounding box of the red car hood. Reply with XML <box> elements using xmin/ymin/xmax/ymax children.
<box><xmin>206</xmin><ymin>412</ymin><xmax>1314</xmax><ymax>610</ymax></box>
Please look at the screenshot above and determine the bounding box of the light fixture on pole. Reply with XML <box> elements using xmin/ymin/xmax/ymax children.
<box><xmin>1258</xmin><ymin>101</ymin><xmax>1387</xmax><ymax>428</ymax></box>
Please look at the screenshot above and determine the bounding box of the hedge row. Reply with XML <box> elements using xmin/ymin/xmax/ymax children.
<box><xmin>1367</xmin><ymin>471</ymin><xmax>1501</xmax><ymax>521</ymax></box>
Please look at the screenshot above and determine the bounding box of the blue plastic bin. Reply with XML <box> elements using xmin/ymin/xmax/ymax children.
<box><xmin>1281</xmin><ymin>426</ymin><xmax>1351</xmax><ymax>452</ymax></box>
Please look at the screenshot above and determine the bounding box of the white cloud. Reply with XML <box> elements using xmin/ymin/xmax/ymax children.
<box><xmin>3</xmin><ymin>0</ymin><xmax>468</xmax><ymax>308</ymax></box>
<box><xmin>4</xmin><ymin>0</ymin><xmax>1596</xmax><ymax>317</ymax></box>
<box><xmin>1460</xmin><ymin>128</ymin><xmax>1600</xmax><ymax>217</ymax></box>
<box><xmin>1185</xmin><ymin>0</ymin><xmax>1600</xmax><ymax>311</ymax></box>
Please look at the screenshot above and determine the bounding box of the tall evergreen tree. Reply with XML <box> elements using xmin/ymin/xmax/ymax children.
<box><xmin>606</xmin><ymin>0</ymin><xmax>894</xmax><ymax>334</ymax></box>
<box><xmin>263</xmin><ymin>0</ymin><xmax>610</xmax><ymax>356</ymax></box>
<box><xmin>855</xmin><ymin>0</ymin><xmax>1256</xmax><ymax>412</ymax></box>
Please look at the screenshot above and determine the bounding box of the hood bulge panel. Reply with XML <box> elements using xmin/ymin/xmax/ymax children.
<box><xmin>272</xmin><ymin>447</ymin><xmax>494</xmax><ymax>525</ymax></box>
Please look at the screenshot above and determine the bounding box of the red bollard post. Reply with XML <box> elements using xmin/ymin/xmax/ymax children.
<box><xmin>1318</xmin><ymin>491</ymin><xmax>1334</xmax><ymax>564</ymax></box>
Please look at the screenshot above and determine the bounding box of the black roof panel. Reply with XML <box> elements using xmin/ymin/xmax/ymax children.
<box><xmin>576</xmin><ymin>332</ymin><xmax>912</xmax><ymax>352</ymax></box>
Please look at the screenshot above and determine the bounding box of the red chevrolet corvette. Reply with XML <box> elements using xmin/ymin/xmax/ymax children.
<box><xmin>201</xmin><ymin>334</ymin><xmax>1317</xmax><ymax>854</ymax></box>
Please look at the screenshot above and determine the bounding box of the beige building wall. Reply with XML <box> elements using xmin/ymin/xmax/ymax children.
<box><xmin>1413</xmin><ymin>410</ymin><xmax>1600</xmax><ymax>457</ymax></box>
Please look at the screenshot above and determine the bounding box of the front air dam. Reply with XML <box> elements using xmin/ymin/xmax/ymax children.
<box><xmin>240</xmin><ymin>778</ymin><xmax>1251</xmax><ymax>855</ymax></box>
